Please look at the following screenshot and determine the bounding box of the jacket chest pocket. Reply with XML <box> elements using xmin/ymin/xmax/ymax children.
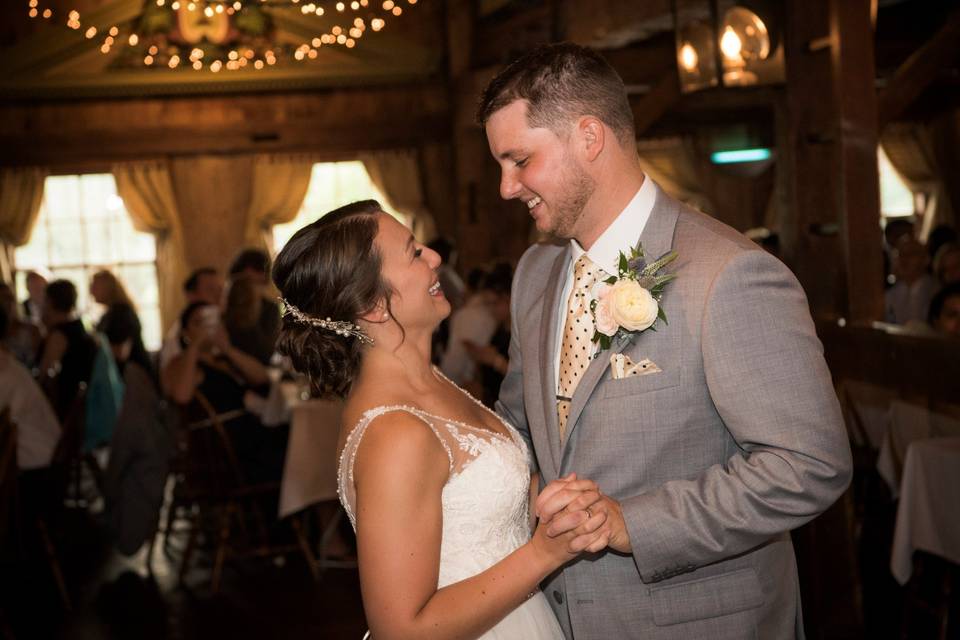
<box><xmin>600</xmin><ymin>366</ymin><xmax>680</xmax><ymax>398</ymax></box>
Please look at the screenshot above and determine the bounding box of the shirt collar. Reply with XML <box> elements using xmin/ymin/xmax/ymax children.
<box><xmin>569</xmin><ymin>175</ymin><xmax>656</xmax><ymax>276</ymax></box>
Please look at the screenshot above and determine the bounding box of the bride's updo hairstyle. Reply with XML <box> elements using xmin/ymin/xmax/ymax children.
<box><xmin>272</xmin><ymin>200</ymin><xmax>390</xmax><ymax>396</ymax></box>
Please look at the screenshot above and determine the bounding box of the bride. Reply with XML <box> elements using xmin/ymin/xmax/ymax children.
<box><xmin>272</xmin><ymin>200</ymin><xmax>610</xmax><ymax>639</ymax></box>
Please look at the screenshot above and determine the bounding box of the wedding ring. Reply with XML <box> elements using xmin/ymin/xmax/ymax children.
<box><xmin>585</xmin><ymin>506</ymin><xmax>593</xmax><ymax>519</ymax></box>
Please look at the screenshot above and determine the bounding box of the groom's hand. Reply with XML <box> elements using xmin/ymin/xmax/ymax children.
<box><xmin>536</xmin><ymin>475</ymin><xmax>612</xmax><ymax>553</ymax></box>
<box><xmin>537</xmin><ymin>478</ymin><xmax>632</xmax><ymax>554</ymax></box>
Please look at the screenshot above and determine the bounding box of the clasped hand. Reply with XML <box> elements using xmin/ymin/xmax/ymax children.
<box><xmin>532</xmin><ymin>473</ymin><xmax>631</xmax><ymax>560</ymax></box>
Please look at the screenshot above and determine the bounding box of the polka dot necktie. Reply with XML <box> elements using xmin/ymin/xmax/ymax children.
<box><xmin>557</xmin><ymin>254</ymin><xmax>606</xmax><ymax>441</ymax></box>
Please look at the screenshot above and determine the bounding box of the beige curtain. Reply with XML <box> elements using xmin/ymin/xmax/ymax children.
<box><xmin>0</xmin><ymin>167</ymin><xmax>48</xmax><ymax>284</ymax></box>
<box><xmin>881</xmin><ymin>122</ymin><xmax>954</xmax><ymax>241</ymax></box>
<box><xmin>244</xmin><ymin>154</ymin><xmax>314</xmax><ymax>251</ymax></box>
<box><xmin>359</xmin><ymin>149</ymin><xmax>436</xmax><ymax>241</ymax></box>
<box><xmin>636</xmin><ymin>137</ymin><xmax>713</xmax><ymax>213</ymax></box>
<box><xmin>113</xmin><ymin>161</ymin><xmax>188</xmax><ymax>332</ymax></box>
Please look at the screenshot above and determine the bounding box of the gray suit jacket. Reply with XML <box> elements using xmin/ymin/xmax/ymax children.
<box><xmin>497</xmin><ymin>185</ymin><xmax>852</xmax><ymax>639</ymax></box>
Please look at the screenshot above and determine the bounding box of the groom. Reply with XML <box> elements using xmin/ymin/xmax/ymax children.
<box><xmin>479</xmin><ymin>43</ymin><xmax>852</xmax><ymax>639</ymax></box>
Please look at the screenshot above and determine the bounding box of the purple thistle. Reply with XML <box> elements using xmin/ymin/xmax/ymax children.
<box><xmin>627</xmin><ymin>256</ymin><xmax>646</xmax><ymax>273</ymax></box>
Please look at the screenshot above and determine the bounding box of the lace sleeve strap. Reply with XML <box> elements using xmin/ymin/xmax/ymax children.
<box><xmin>337</xmin><ymin>405</ymin><xmax>455</xmax><ymax>530</ymax></box>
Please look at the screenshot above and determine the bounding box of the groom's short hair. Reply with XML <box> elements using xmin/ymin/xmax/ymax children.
<box><xmin>476</xmin><ymin>42</ymin><xmax>635</xmax><ymax>146</ymax></box>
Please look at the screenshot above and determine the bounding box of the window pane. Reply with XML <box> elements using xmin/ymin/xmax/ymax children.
<box><xmin>878</xmin><ymin>147</ymin><xmax>914</xmax><ymax>219</ymax></box>
<box><xmin>48</xmin><ymin>219</ymin><xmax>85</xmax><ymax>265</ymax></box>
<box><xmin>272</xmin><ymin>161</ymin><xmax>408</xmax><ymax>252</ymax></box>
<box><xmin>14</xmin><ymin>174</ymin><xmax>162</xmax><ymax>351</ymax></box>
<box><xmin>44</xmin><ymin>176</ymin><xmax>80</xmax><ymax>220</ymax></box>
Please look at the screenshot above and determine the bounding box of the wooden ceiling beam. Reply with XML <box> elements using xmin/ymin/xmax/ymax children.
<box><xmin>0</xmin><ymin>84</ymin><xmax>450</xmax><ymax>166</ymax></box>
<box><xmin>630</xmin><ymin>71</ymin><xmax>681</xmax><ymax>136</ymax></box>
<box><xmin>878</xmin><ymin>9</ymin><xmax>960</xmax><ymax>127</ymax></box>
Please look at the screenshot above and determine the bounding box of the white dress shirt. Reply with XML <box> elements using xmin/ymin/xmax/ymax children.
<box><xmin>0</xmin><ymin>350</ymin><xmax>61</xmax><ymax>469</ymax></box>
<box><xmin>553</xmin><ymin>177</ymin><xmax>656</xmax><ymax>391</ymax></box>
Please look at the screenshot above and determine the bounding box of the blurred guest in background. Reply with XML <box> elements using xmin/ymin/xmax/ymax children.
<box><xmin>22</xmin><ymin>269</ymin><xmax>48</xmax><ymax>327</ymax></box>
<box><xmin>159</xmin><ymin>266</ymin><xmax>224</xmax><ymax>370</ymax></box>
<box><xmin>439</xmin><ymin>264</ymin><xmax>496</xmax><ymax>386</ymax></box>
<box><xmin>928</xmin><ymin>282</ymin><xmax>960</xmax><ymax>338</ymax></box>
<box><xmin>933</xmin><ymin>241</ymin><xmax>960</xmax><ymax>287</ymax></box>
<box><xmin>38</xmin><ymin>279</ymin><xmax>96</xmax><ymax>419</ymax></box>
<box><xmin>885</xmin><ymin>236</ymin><xmax>938</xmax><ymax>325</ymax></box>
<box><xmin>162</xmin><ymin>302</ymin><xmax>284</xmax><ymax>483</ymax></box>
<box><xmin>927</xmin><ymin>223</ymin><xmax>958</xmax><ymax>265</ymax></box>
<box><xmin>0</xmin><ymin>301</ymin><xmax>60</xmax><ymax>472</ymax></box>
<box><xmin>463</xmin><ymin>262</ymin><xmax>513</xmax><ymax>408</ymax></box>
<box><xmin>227</xmin><ymin>249</ymin><xmax>280</xmax><ymax>364</ymax></box>
<box><xmin>0</xmin><ymin>282</ymin><xmax>42</xmax><ymax>369</ymax></box>
<box><xmin>883</xmin><ymin>219</ymin><xmax>915</xmax><ymax>288</ymax></box>
<box><xmin>90</xmin><ymin>270</ymin><xmax>151</xmax><ymax>375</ymax></box>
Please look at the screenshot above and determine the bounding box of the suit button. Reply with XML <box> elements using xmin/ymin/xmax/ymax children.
<box><xmin>553</xmin><ymin>590</ymin><xmax>564</xmax><ymax>605</ymax></box>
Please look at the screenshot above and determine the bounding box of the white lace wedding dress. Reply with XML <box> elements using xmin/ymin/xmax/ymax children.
<box><xmin>338</xmin><ymin>401</ymin><xmax>565</xmax><ymax>639</ymax></box>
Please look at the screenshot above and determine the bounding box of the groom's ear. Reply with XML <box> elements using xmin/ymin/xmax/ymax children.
<box><xmin>578</xmin><ymin>116</ymin><xmax>605</xmax><ymax>162</ymax></box>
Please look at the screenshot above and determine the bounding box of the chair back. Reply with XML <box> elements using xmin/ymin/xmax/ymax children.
<box><xmin>175</xmin><ymin>392</ymin><xmax>249</xmax><ymax>503</ymax></box>
<box><xmin>51</xmin><ymin>383</ymin><xmax>87</xmax><ymax>467</ymax></box>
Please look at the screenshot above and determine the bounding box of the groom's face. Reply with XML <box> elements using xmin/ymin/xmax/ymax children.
<box><xmin>485</xmin><ymin>100</ymin><xmax>595</xmax><ymax>240</ymax></box>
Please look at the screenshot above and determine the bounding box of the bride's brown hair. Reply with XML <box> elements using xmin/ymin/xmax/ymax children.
<box><xmin>272</xmin><ymin>200</ymin><xmax>391</xmax><ymax>396</ymax></box>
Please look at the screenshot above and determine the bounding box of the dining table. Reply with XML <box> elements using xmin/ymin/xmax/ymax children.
<box><xmin>890</xmin><ymin>436</ymin><xmax>960</xmax><ymax>585</ymax></box>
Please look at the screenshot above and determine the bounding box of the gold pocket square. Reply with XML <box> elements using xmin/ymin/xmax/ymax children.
<box><xmin>610</xmin><ymin>353</ymin><xmax>662</xmax><ymax>380</ymax></box>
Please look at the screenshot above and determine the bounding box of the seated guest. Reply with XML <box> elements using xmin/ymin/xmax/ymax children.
<box><xmin>38</xmin><ymin>280</ymin><xmax>97</xmax><ymax>419</ymax></box>
<box><xmin>227</xmin><ymin>249</ymin><xmax>280</xmax><ymax>364</ymax></box>
<box><xmin>928</xmin><ymin>282</ymin><xmax>960</xmax><ymax>338</ymax></box>
<box><xmin>0</xmin><ymin>303</ymin><xmax>60</xmax><ymax>471</ymax></box>
<box><xmin>927</xmin><ymin>224</ymin><xmax>958</xmax><ymax>264</ymax></box>
<box><xmin>0</xmin><ymin>282</ymin><xmax>42</xmax><ymax>369</ymax></box>
<box><xmin>439</xmin><ymin>265</ymin><xmax>496</xmax><ymax>386</ymax></box>
<box><xmin>90</xmin><ymin>270</ymin><xmax>151</xmax><ymax>376</ymax></box>
<box><xmin>885</xmin><ymin>237</ymin><xmax>938</xmax><ymax>325</ymax></box>
<box><xmin>933</xmin><ymin>242</ymin><xmax>960</xmax><ymax>287</ymax></box>
<box><xmin>883</xmin><ymin>218</ymin><xmax>915</xmax><ymax>287</ymax></box>
<box><xmin>161</xmin><ymin>302</ymin><xmax>285</xmax><ymax>483</ymax></box>
<box><xmin>159</xmin><ymin>267</ymin><xmax>224</xmax><ymax>370</ymax></box>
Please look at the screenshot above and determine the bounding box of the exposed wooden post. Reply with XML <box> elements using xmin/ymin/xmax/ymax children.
<box><xmin>779</xmin><ymin>0</ymin><xmax>883</xmax><ymax>323</ymax></box>
<box><xmin>831</xmin><ymin>0</ymin><xmax>884</xmax><ymax>323</ymax></box>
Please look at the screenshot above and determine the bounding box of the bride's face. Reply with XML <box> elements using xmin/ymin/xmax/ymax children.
<box><xmin>374</xmin><ymin>213</ymin><xmax>450</xmax><ymax>331</ymax></box>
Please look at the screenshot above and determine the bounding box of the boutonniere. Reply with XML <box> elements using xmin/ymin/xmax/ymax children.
<box><xmin>589</xmin><ymin>241</ymin><xmax>678</xmax><ymax>352</ymax></box>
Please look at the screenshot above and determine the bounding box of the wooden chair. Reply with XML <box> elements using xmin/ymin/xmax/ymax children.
<box><xmin>50</xmin><ymin>384</ymin><xmax>101</xmax><ymax>509</ymax></box>
<box><xmin>172</xmin><ymin>392</ymin><xmax>318</xmax><ymax>592</ymax></box>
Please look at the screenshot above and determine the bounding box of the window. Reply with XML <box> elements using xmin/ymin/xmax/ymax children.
<box><xmin>271</xmin><ymin>161</ymin><xmax>408</xmax><ymax>253</ymax></box>
<box><xmin>878</xmin><ymin>147</ymin><xmax>916</xmax><ymax>220</ymax></box>
<box><xmin>15</xmin><ymin>174</ymin><xmax>162</xmax><ymax>350</ymax></box>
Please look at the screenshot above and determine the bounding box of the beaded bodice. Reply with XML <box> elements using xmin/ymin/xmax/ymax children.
<box><xmin>337</xmin><ymin>400</ymin><xmax>533</xmax><ymax>587</ymax></box>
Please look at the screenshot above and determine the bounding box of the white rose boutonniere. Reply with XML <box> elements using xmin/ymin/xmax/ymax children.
<box><xmin>588</xmin><ymin>241</ymin><xmax>678</xmax><ymax>352</ymax></box>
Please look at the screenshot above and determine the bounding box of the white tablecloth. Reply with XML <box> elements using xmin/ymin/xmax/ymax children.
<box><xmin>837</xmin><ymin>380</ymin><xmax>898</xmax><ymax>449</ymax></box>
<box><xmin>877</xmin><ymin>401</ymin><xmax>960</xmax><ymax>496</ymax></box>
<box><xmin>278</xmin><ymin>398</ymin><xmax>344</xmax><ymax>519</ymax></box>
<box><xmin>890</xmin><ymin>437</ymin><xmax>960</xmax><ymax>585</ymax></box>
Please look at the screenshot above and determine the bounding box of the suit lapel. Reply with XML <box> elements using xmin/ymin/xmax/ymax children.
<box><xmin>538</xmin><ymin>248</ymin><xmax>571</xmax><ymax>474</ymax></box>
<box><xmin>561</xmin><ymin>183</ymin><xmax>680</xmax><ymax>454</ymax></box>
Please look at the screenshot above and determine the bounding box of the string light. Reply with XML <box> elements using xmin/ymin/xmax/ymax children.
<box><xmin>26</xmin><ymin>0</ymin><xmax>415</xmax><ymax>72</ymax></box>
